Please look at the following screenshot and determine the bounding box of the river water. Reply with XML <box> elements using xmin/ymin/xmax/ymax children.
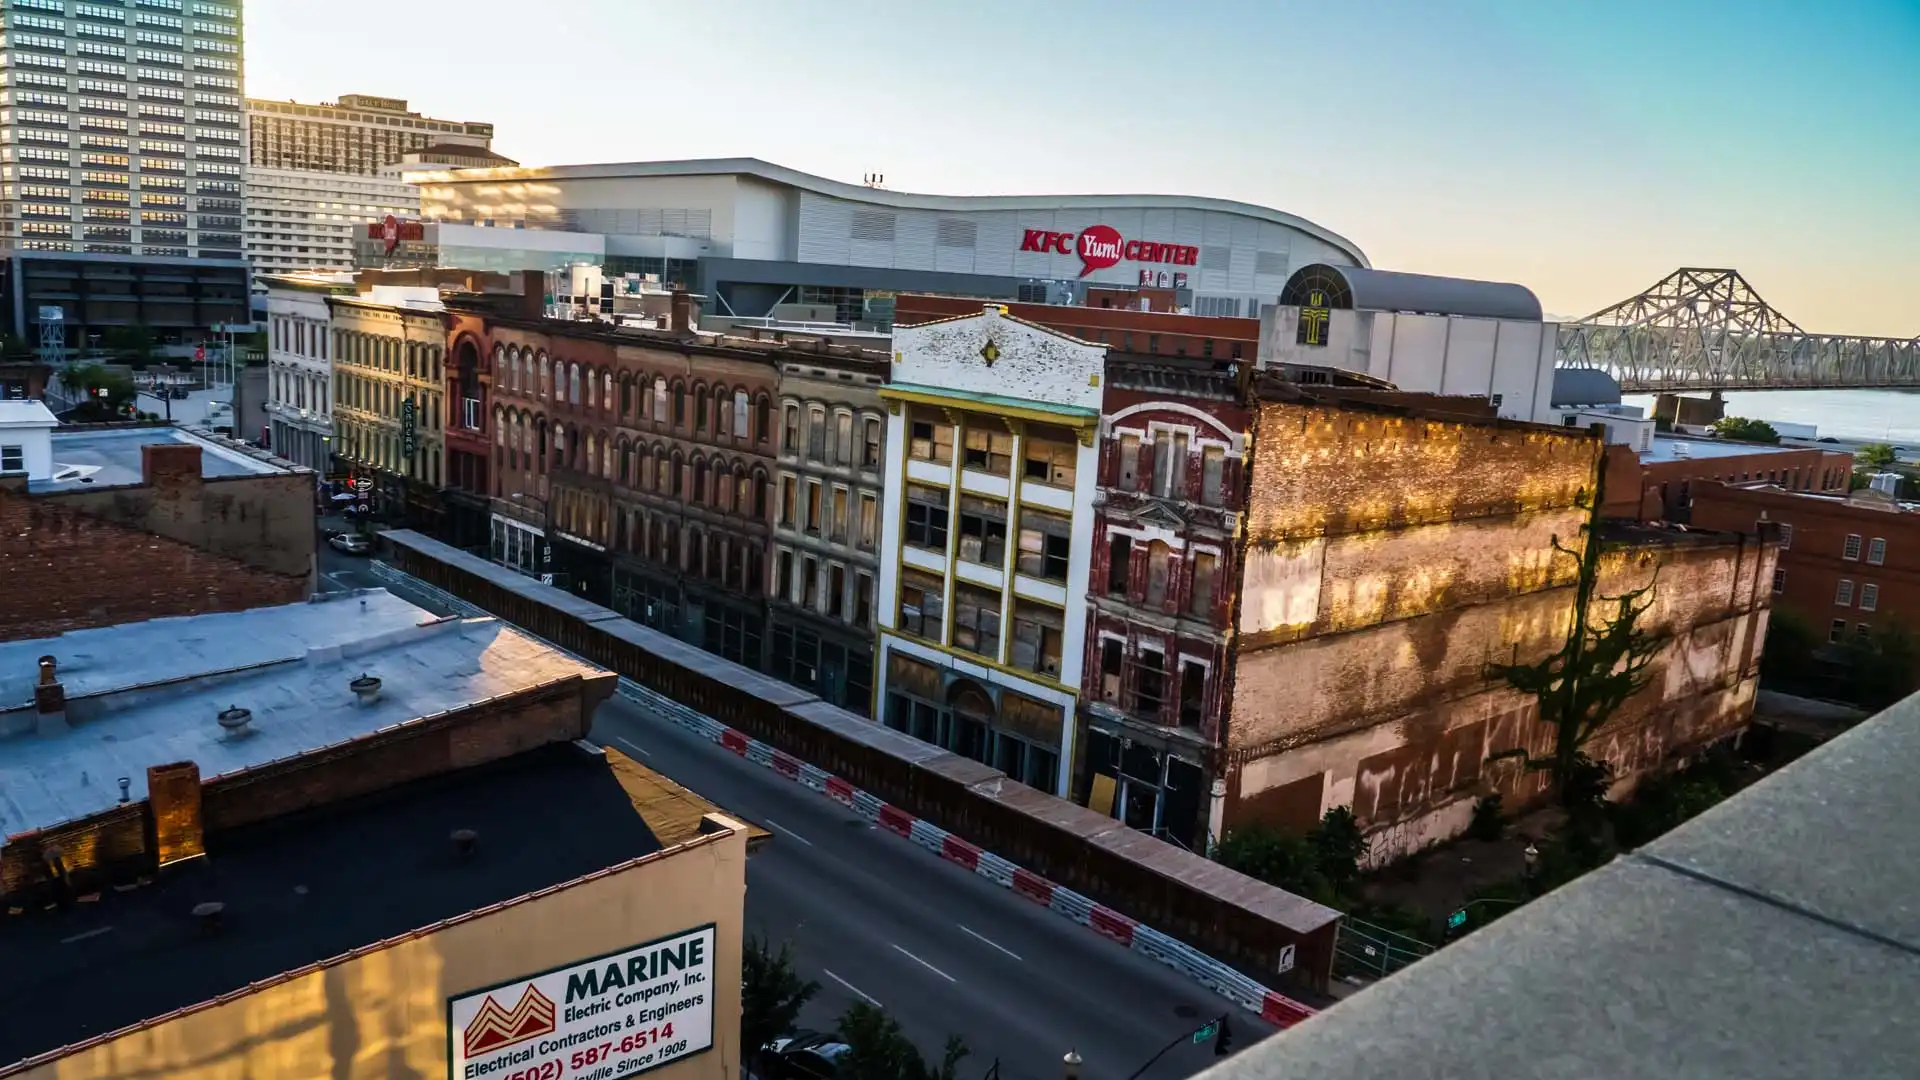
<box><xmin>1621</xmin><ymin>389</ymin><xmax>1920</xmax><ymax>445</ymax></box>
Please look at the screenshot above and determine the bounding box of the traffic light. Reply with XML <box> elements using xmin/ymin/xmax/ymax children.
<box><xmin>1214</xmin><ymin>1016</ymin><xmax>1234</xmax><ymax>1058</ymax></box>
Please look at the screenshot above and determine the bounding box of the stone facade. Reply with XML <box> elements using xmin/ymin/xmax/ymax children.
<box><xmin>328</xmin><ymin>294</ymin><xmax>448</xmax><ymax>530</ymax></box>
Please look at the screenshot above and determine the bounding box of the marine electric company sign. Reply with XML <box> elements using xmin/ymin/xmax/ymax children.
<box><xmin>1019</xmin><ymin>226</ymin><xmax>1199</xmax><ymax>278</ymax></box>
<box><xmin>448</xmin><ymin>924</ymin><xmax>716</xmax><ymax>1080</ymax></box>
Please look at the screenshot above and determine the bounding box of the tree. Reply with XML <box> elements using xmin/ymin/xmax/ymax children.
<box><xmin>1487</xmin><ymin>473</ymin><xmax>1666</xmax><ymax>822</ymax></box>
<box><xmin>1840</xmin><ymin>621</ymin><xmax>1919</xmax><ymax>712</ymax></box>
<box><xmin>835</xmin><ymin>1002</ymin><xmax>967</xmax><ymax>1080</ymax></box>
<box><xmin>55</xmin><ymin>362</ymin><xmax>136</xmax><ymax>420</ymax></box>
<box><xmin>741</xmin><ymin>936</ymin><xmax>818</xmax><ymax>1061</ymax></box>
<box><xmin>1213</xmin><ymin>807</ymin><xmax>1370</xmax><ymax>907</ymax></box>
<box><xmin>1758</xmin><ymin>608</ymin><xmax>1822</xmax><ymax>691</ymax></box>
<box><xmin>1710</xmin><ymin>416</ymin><xmax>1780</xmax><ymax>444</ymax></box>
<box><xmin>1859</xmin><ymin>443</ymin><xmax>1899</xmax><ymax>469</ymax></box>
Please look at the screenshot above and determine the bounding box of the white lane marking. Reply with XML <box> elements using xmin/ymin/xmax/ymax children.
<box><xmin>891</xmin><ymin>943</ymin><xmax>957</xmax><ymax>983</ymax></box>
<box><xmin>61</xmin><ymin>926</ymin><xmax>113</xmax><ymax>944</ymax></box>
<box><xmin>760</xmin><ymin>817</ymin><xmax>814</xmax><ymax>847</ymax></box>
<box><xmin>958</xmin><ymin>924</ymin><xmax>1023</xmax><ymax>962</ymax></box>
<box><xmin>323</xmin><ymin>571</ymin><xmax>361</xmax><ymax>588</ymax></box>
<box><xmin>823</xmin><ymin>968</ymin><xmax>881</xmax><ymax>1006</ymax></box>
<box><xmin>614</xmin><ymin>736</ymin><xmax>652</xmax><ymax>759</ymax></box>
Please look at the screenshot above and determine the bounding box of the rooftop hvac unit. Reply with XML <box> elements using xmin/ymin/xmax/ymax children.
<box><xmin>1672</xmin><ymin>441</ymin><xmax>1690</xmax><ymax>459</ymax></box>
<box><xmin>1869</xmin><ymin>472</ymin><xmax>1901</xmax><ymax>495</ymax></box>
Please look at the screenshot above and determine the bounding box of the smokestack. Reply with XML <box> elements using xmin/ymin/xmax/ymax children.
<box><xmin>670</xmin><ymin>289</ymin><xmax>695</xmax><ymax>336</ymax></box>
<box><xmin>34</xmin><ymin>654</ymin><xmax>67</xmax><ymax>736</ymax></box>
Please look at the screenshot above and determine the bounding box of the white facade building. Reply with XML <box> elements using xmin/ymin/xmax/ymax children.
<box><xmin>245</xmin><ymin>166</ymin><xmax>419</xmax><ymax>279</ymax></box>
<box><xmin>262</xmin><ymin>272</ymin><xmax>349</xmax><ymax>471</ymax></box>
<box><xmin>0</xmin><ymin>0</ymin><xmax>246</xmax><ymax>258</ymax></box>
<box><xmin>0</xmin><ymin>400</ymin><xmax>58</xmax><ymax>480</ymax></box>
<box><xmin>874</xmin><ymin>305</ymin><xmax>1105</xmax><ymax>796</ymax></box>
<box><xmin>412</xmin><ymin>158</ymin><xmax>1368</xmax><ymax>323</ymax></box>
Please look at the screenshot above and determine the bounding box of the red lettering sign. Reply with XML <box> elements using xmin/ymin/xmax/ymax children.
<box><xmin>1019</xmin><ymin>225</ymin><xmax>1197</xmax><ymax>278</ymax></box>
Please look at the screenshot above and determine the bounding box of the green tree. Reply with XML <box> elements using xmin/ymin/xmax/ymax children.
<box><xmin>835</xmin><ymin>1002</ymin><xmax>967</xmax><ymax>1080</ymax></box>
<box><xmin>741</xmin><ymin>937</ymin><xmax>818</xmax><ymax>1062</ymax></box>
<box><xmin>1859</xmin><ymin>443</ymin><xmax>1899</xmax><ymax>469</ymax></box>
<box><xmin>1840</xmin><ymin>621</ymin><xmax>1920</xmax><ymax>712</ymax></box>
<box><xmin>1487</xmin><ymin>471</ymin><xmax>1666</xmax><ymax>822</ymax></box>
<box><xmin>1758</xmin><ymin>608</ymin><xmax>1822</xmax><ymax>691</ymax></box>
<box><xmin>54</xmin><ymin>362</ymin><xmax>135</xmax><ymax>420</ymax></box>
<box><xmin>1710</xmin><ymin>416</ymin><xmax>1781</xmax><ymax>444</ymax></box>
<box><xmin>1214</xmin><ymin>807</ymin><xmax>1372</xmax><ymax>907</ymax></box>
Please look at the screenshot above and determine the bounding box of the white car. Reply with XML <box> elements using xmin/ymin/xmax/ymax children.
<box><xmin>328</xmin><ymin>532</ymin><xmax>372</xmax><ymax>556</ymax></box>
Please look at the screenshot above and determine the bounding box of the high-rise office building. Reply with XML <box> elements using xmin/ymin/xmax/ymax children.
<box><xmin>246</xmin><ymin>94</ymin><xmax>495</xmax><ymax>176</ymax></box>
<box><xmin>0</xmin><ymin>0</ymin><xmax>247</xmax><ymax>259</ymax></box>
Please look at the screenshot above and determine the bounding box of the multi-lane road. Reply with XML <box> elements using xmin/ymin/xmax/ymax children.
<box><xmin>319</xmin><ymin>543</ymin><xmax>1271</xmax><ymax>1080</ymax></box>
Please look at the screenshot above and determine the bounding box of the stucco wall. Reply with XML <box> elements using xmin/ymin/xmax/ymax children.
<box><xmin>11</xmin><ymin>823</ymin><xmax>748</xmax><ymax>1080</ymax></box>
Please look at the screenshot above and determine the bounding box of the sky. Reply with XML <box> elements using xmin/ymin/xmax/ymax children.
<box><xmin>248</xmin><ymin>0</ymin><xmax>1920</xmax><ymax>336</ymax></box>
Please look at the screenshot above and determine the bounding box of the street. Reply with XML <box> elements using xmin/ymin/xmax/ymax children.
<box><xmin>317</xmin><ymin>543</ymin><xmax>1273</xmax><ymax>1080</ymax></box>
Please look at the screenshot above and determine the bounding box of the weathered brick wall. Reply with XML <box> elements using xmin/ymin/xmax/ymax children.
<box><xmin>0</xmin><ymin>487</ymin><xmax>309</xmax><ymax>643</ymax></box>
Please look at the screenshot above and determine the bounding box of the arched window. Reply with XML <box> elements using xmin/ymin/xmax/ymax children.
<box><xmin>693</xmin><ymin>456</ymin><xmax>709</xmax><ymax>503</ymax></box>
<box><xmin>619</xmin><ymin>439</ymin><xmax>633</xmax><ymax>485</ymax></box>
<box><xmin>492</xmin><ymin>344</ymin><xmax>505</xmax><ymax>379</ymax></box>
<box><xmin>752</xmin><ymin>470</ymin><xmax>769</xmax><ymax>518</ymax></box>
<box><xmin>568</xmin><ymin>362</ymin><xmax>582</xmax><ymax>405</ymax></box>
<box><xmin>620</xmin><ymin>376</ymin><xmax>634</xmax><ymax>418</ymax></box>
<box><xmin>755</xmin><ymin>393</ymin><xmax>772</xmax><ymax>444</ymax></box>
<box><xmin>671</xmin><ymin>452</ymin><xmax>685</xmax><ymax>497</ymax></box>
<box><xmin>602</xmin><ymin>432</ymin><xmax>615</xmax><ymax>478</ymax></box>
<box><xmin>604</xmin><ymin>371</ymin><xmax>615</xmax><ymax>413</ymax></box>
<box><xmin>672</xmin><ymin>381</ymin><xmax>687</xmax><ymax>426</ymax></box>
<box><xmin>714</xmin><ymin>385</ymin><xmax>731</xmax><ymax>439</ymax></box>
<box><xmin>694</xmin><ymin>384</ymin><xmax>710</xmax><ymax>433</ymax></box>
<box><xmin>583</xmin><ymin>367</ymin><xmax>596</xmax><ymax>410</ymax></box>
<box><xmin>655</xmin><ymin>444</ymin><xmax>669</xmax><ymax>492</ymax></box>
<box><xmin>734</xmin><ymin>466</ymin><xmax>750</xmax><ymax>516</ymax></box>
<box><xmin>539</xmin><ymin>353</ymin><xmax>551</xmax><ymax>399</ymax></box>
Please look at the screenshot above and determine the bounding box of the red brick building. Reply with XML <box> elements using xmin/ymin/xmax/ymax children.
<box><xmin>1602</xmin><ymin>438</ymin><xmax>1853</xmax><ymax>522</ymax></box>
<box><xmin>893</xmin><ymin>294</ymin><xmax>1259</xmax><ymax>362</ymax></box>
<box><xmin>1692</xmin><ymin>483</ymin><xmax>1920</xmax><ymax>648</ymax></box>
<box><xmin>1078</xmin><ymin>355</ymin><xmax>1253</xmax><ymax>847</ymax></box>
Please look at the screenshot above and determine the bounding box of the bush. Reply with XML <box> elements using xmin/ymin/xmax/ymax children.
<box><xmin>1710</xmin><ymin>416</ymin><xmax>1780</xmax><ymax>444</ymax></box>
<box><xmin>1468</xmin><ymin>794</ymin><xmax>1504</xmax><ymax>841</ymax></box>
<box><xmin>1215</xmin><ymin>807</ymin><xmax>1372</xmax><ymax>908</ymax></box>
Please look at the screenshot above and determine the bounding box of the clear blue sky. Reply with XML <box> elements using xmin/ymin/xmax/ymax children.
<box><xmin>248</xmin><ymin>0</ymin><xmax>1919</xmax><ymax>336</ymax></box>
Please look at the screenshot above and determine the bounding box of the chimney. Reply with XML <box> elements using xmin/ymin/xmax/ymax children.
<box><xmin>147</xmin><ymin>761</ymin><xmax>206</xmax><ymax>867</ymax></box>
<box><xmin>140</xmin><ymin>442</ymin><xmax>203</xmax><ymax>487</ymax></box>
<box><xmin>670</xmin><ymin>289</ymin><xmax>696</xmax><ymax>336</ymax></box>
<box><xmin>34</xmin><ymin>654</ymin><xmax>67</xmax><ymax>736</ymax></box>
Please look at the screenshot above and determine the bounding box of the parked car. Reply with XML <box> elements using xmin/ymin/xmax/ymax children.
<box><xmin>328</xmin><ymin>532</ymin><xmax>372</xmax><ymax>556</ymax></box>
<box><xmin>757</xmin><ymin>1033</ymin><xmax>850</xmax><ymax>1080</ymax></box>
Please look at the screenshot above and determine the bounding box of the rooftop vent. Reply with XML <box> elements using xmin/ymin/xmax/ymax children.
<box><xmin>217</xmin><ymin>705</ymin><xmax>253</xmax><ymax>735</ymax></box>
<box><xmin>451</xmin><ymin>828</ymin><xmax>478</xmax><ymax>858</ymax></box>
<box><xmin>350</xmin><ymin>673</ymin><xmax>382</xmax><ymax>706</ymax></box>
<box><xmin>192</xmin><ymin>900</ymin><xmax>225</xmax><ymax>936</ymax></box>
<box><xmin>118</xmin><ymin>776</ymin><xmax>131</xmax><ymax>804</ymax></box>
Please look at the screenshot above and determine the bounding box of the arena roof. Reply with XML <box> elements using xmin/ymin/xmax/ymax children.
<box><xmin>1281</xmin><ymin>263</ymin><xmax>1543</xmax><ymax>321</ymax></box>
<box><xmin>411</xmin><ymin>156</ymin><xmax>1371</xmax><ymax>268</ymax></box>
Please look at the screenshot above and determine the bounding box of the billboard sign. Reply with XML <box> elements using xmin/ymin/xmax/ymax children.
<box><xmin>447</xmin><ymin>925</ymin><xmax>716</xmax><ymax>1080</ymax></box>
<box><xmin>401</xmin><ymin>395</ymin><xmax>418</xmax><ymax>457</ymax></box>
<box><xmin>1020</xmin><ymin>227</ymin><xmax>1199</xmax><ymax>278</ymax></box>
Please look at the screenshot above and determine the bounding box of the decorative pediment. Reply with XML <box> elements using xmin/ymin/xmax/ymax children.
<box><xmin>1132</xmin><ymin>498</ymin><xmax>1188</xmax><ymax>530</ymax></box>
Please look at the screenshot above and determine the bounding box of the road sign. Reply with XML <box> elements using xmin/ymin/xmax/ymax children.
<box><xmin>1190</xmin><ymin>1020</ymin><xmax>1220</xmax><ymax>1045</ymax></box>
<box><xmin>1447</xmin><ymin>909</ymin><xmax>1469</xmax><ymax>931</ymax></box>
<box><xmin>352</xmin><ymin>477</ymin><xmax>374</xmax><ymax>494</ymax></box>
<box><xmin>194</xmin><ymin>345</ymin><xmax>205</xmax><ymax>363</ymax></box>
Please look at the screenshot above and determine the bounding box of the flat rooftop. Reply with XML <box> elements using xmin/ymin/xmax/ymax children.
<box><xmin>0</xmin><ymin>590</ymin><xmax>607</xmax><ymax>838</ymax></box>
<box><xmin>1641</xmin><ymin>434</ymin><xmax>1803</xmax><ymax>464</ymax></box>
<box><xmin>33</xmin><ymin>425</ymin><xmax>296</xmax><ymax>492</ymax></box>
<box><xmin>0</xmin><ymin>742</ymin><xmax>664</xmax><ymax>1071</ymax></box>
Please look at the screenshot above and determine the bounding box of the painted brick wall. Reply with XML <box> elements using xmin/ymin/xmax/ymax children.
<box><xmin>0</xmin><ymin>487</ymin><xmax>309</xmax><ymax>643</ymax></box>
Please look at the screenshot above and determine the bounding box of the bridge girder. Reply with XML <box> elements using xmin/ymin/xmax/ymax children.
<box><xmin>1555</xmin><ymin>268</ymin><xmax>1920</xmax><ymax>392</ymax></box>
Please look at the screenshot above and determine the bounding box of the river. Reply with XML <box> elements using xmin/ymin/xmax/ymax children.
<box><xmin>1621</xmin><ymin>389</ymin><xmax>1920</xmax><ymax>445</ymax></box>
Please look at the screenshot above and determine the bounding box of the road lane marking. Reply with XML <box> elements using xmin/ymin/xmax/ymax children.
<box><xmin>614</xmin><ymin>736</ymin><xmax>652</xmax><ymax>759</ymax></box>
<box><xmin>958</xmin><ymin>924</ymin><xmax>1022</xmax><ymax>962</ymax></box>
<box><xmin>61</xmin><ymin>926</ymin><xmax>113</xmax><ymax>944</ymax></box>
<box><xmin>823</xmin><ymin>969</ymin><xmax>881</xmax><ymax>1006</ymax></box>
<box><xmin>891</xmin><ymin>944</ymin><xmax>956</xmax><ymax>983</ymax></box>
<box><xmin>760</xmin><ymin>817</ymin><xmax>814</xmax><ymax>847</ymax></box>
<box><xmin>323</xmin><ymin>571</ymin><xmax>361</xmax><ymax>589</ymax></box>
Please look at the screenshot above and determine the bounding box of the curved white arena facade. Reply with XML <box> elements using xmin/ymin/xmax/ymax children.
<box><xmin>413</xmin><ymin>157</ymin><xmax>1367</xmax><ymax>321</ymax></box>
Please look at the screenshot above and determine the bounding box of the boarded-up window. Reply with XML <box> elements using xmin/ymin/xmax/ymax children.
<box><xmin>1145</xmin><ymin>541</ymin><xmax>1173</xmax><ymax>608</ymax></box>
<box><xmin>1118</xmin><ymin>434</ymin><xmax>1141</xmax><ymax>490</ymax></box>
<box><xmin>1201</xmin><ymin>447</ymin><xmax>1225</xmax><ymax>506</ymax></box>
<box><xmin>889</xmin><ymin>650</ymin><xmax>943</xmax><ymax>699</ymax></box>
<box><xmin>1010</xmin><ymin>600</ymin><xmax>1065</xmax><ymax>678</ymax></box>
<box><xmin>1189</xmin><ymin>551</ymin><xmax>1218</xmax><ymax>618</ymax></box>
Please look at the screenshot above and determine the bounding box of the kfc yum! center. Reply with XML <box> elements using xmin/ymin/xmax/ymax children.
<box><xmin>408</xmin><ymin>158</ymin><xmax>1370</xmax><ymax>321</ymax></box>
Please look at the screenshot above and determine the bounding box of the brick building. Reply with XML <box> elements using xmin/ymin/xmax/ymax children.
<box><xmin>1221</xmin><ymin>384</ymin><xmax>1778</xmax><ymax>860</ymax></box>
<box><xmin>1692</xmin><ymin>482</ymin><xmax>1920</xmax><ymax>649</ymax></box>
<box><xmin>1078</xmin><ymin>354</ymin><xmax>1254</xmax><ymax>847</ymax></box>
<box><xmin>894</xmin><ymin>294</ymin><xmax>1259</xmax><ymax>362</ymax></box>
<box><xmin>1</xmin><ymin>358</ymin><xmax>47</xmax><ymax>401</ymax></box>
<box><xmin>0</xmin><ymin>591</ymin><xmax>751</xmax><ymax>1080</ymax></box>
<box><xmin>0</xmin><ymin>407</ymin><xmax>314</xmax><ymax>642</ymax></box>
<box><xmin>1600</xmin><ymin>436</ymin><xmax>1853</xmax><ymax>522</ymax></box>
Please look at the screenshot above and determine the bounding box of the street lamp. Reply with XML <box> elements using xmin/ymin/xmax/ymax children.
<box><xmin>1062</xmin><ymin>1050</ymin><xmax>1082</xmax><ymax>1080</ymax></box>
<box><xmin>1523</xmin><ymin>842</ymin><xmax>1540</xmax><ymax>880</ymax></box>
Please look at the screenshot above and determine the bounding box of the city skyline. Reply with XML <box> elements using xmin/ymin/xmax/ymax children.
<box><xmin>247</xmin><ymin>0</ymin><xmax>1920</xmax><ymax>338</ymax></box>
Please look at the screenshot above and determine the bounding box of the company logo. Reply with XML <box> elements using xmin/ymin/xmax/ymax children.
<box><xmin>1019</xmin><ymin>227</ymin><xmax>1199</xmax><ymax>278</ymax></box>
<box><xmin>462</xmin><ymin>985</ymin><xmax>557</xmax><ymax>1057</ymax></box>
<box><xmin>367</xmin><ymin>215</ymin><xmax>425</xmax><ymax>254</ymax></box>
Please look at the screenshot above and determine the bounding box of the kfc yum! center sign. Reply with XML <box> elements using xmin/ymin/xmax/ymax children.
<box><xmin>1020</xmin><ymin>225</ymin><xmax>1199</xmax><ymax>278</ymax></box>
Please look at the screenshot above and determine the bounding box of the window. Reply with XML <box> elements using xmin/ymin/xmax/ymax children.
<box><xmin>777</xmin><ymin>550</ymin><xmax>795</xmax><ymax>601</ymax></box>
<box><xmin>956</xmin><ymin>496</ymin><xmax>1009</xmax><ymax>565</ymax></box>
<box><xmin>963</xmin><ymin>425</ymin><xmax>1014</xmax><ymax>474</ymax></box>
<box><xmin>1201</xmin><ymin>447</ymin><xmax>1227</xmax><ymax>506</ymax></box>
<box><xmin>1867</xmin><ymin>537</ymin><xmax>1887</xmax><ymax>565</ymax></box>
<box><xmin>1108</xmin><ymin>535</ymin><xmax>1132</xmax><ymax>595</ymax></box>
<box><xmin>831</xmin><ymin>487</ymin><xmax>850</xmax><ymax>543</ymax></box>
<box><xmin>805</xmin><ymin>481</ymin><xmax>822</xmax><ymax>534</ymax></box>
<box><xmin>952</xmin><ymin>585</ymin><xmax>1002</xmax><ymax>661</ymax></box>
<box><xmin>1835</xmin><ymin>580</ymin><xmax>1854</xmax><ymax>607</ymax></box>
<box><xmin>673</xmin><ymin>382</ymin><xmax>686</xmax><ymax>425</ymax></box>
<box><xmin>1861</xmin><ymin>583</ymin><xmax>1879</xmax><ymax>612</ymax></box>
<box><xmin>855</xmin><ymin>573</ymin><xmax>873</xmax><ymax>627</ymax></box>
<box><xmin>1118</xmin><ymin>434</ymin><xmax>1142</xmax><ymax>490</ymax></box>
<box><xmin>1189</xmin><ymin>551</ymin><xmax>1218</xmax><ymax>617</ymax></box>
<box><xmin>909</xmin><ymin>407</ymin><xmax>953</xmax><ymax>464</ymax></box>
<box><xmin>1</xmin><ymin>445</ymin><xmax>23</xmax><ymax>473</ymax></box>
<box><xmin>897</xmin><ymin>570</ymin><xmax>944</xmax><ymax>638</ymax></box>
<box><xmin>1100</xmin><ymin>638</ymin><xmax>1123</xmax><ymax>701</ymax></box>
<box><xmin>1010</xmin><ymin>601</ymin><xmax>1064</xmax><ymax>678</ymax></box>
<box><xmin>828</xmin><ymin>565</ymin><xmax>846</xmax><ymax>619</ymax></box>
<box><xmin>905</xmin><ymin>485</ymin><xmax>949</xmax><ymax>550</ymax></box>
<box><xmin>803</xmin><ymin>557</ymin><xmax>819</xmax><ymax>608</ymax></box>
<box><xmin>733</xmin><ymin>390</ymin><xmax>749</xmax><ymax>439</ymax></box>
<box><xmin>807</xmin><ymin>407</ymin><xmax>826</xmax><ymax>460</ymax></box>
<box><xmin>695</xmin><ymin>385</ymin><xmax>709</xmax><ymax>432</ymax></box>
<box><xmin>858</xmin><ymin>493</ymin><xmax>878</xmax><ymax>549</ymax></box>
<box><xmin>1022</xmin><ymin>425</ymin><xmax>1077</xmax><ymax>488</ymax></box>
<box><xmin>836</xmin><ymin>412</ymin><xmax>854</xmax><ymax>465</ymax></box>
<box><xmin>1772</xmin><ymin>567</ymin><xmax>1786</xmax><ymax>595</ymax></box>
<box><xmin>779</xmin><ymin>477</ymin><xmax>796</xmax><ymax>527</ymax></box>
<box><xmin>1154</xmin><ymin>431</ymin><xmax>1190</xmax><ymax>498</ymax></box>
<box><xmin>1017</xmin><ymin>508</ymin><xmax>1072</xmax><ymax>582</ymax></box>
<box><xmin>1844</xmin><ymin>533</ymin><xmax>1862</xmax><ymax>561</ymax></box>
<box><xmin>1132</xmin><ymin>648</ymin><xmax>1167</xmax><ymax>720</ymax></box>
<box><xmin>1829</xmin><ymin>619</ymin><xmax>1847</xmax><ymax>644</ymax></box>
<box><xmin>1145</xmin><ymin>542</ymin><xmax>1174</xmax><ymax>608</ymax></box>
<box><xmin>652</xmin><ymin>379</ymin><xmax>668</xmax><ymax>423</ymax></box>
<box><xmin>783</xmin><ymin>404</ymin><xmax>801</xmax><ymax>453</ymax></box>
<box><xmin>863</xmin><ymin>418</ymin><xmax>882</xmax><ymax>468</ymax></box>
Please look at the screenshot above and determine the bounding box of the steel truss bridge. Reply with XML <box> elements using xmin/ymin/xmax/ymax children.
<box><xmin>1556</xmin><ymin>268</ymin><xmax>1920</xmax><ymax>392</ymax></box>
